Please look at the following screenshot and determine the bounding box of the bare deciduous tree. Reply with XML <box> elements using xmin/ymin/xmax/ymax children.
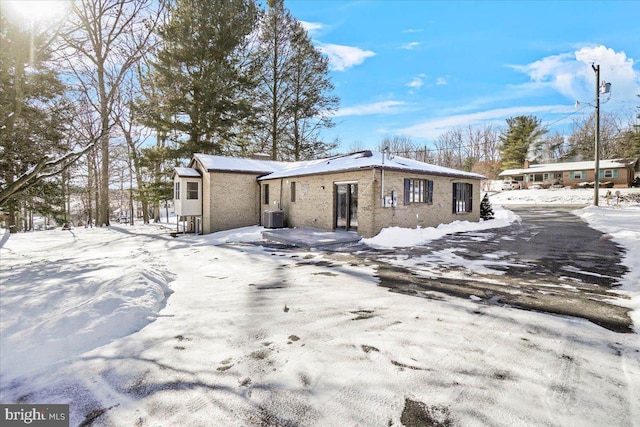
<box><xmin>565</xmin><ymin>112</ymin><xmax>627</xmax><ymax>160</ymax></box>
<box><xmin>62</xmin><ymin>0</ymin><xmax>162</xmax><ymax>226</ymax></box>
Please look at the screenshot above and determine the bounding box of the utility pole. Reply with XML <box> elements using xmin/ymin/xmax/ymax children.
<box><xmin>592</xmin><ymin>63</ymin><xmax>600</xmax><ymax>206</ymax></box>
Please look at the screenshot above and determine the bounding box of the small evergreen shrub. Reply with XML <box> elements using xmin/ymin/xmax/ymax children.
<box><xmin>480</xmin><ymin>193</ymin><xmax>494</xmax><ymax>220</ymax></box>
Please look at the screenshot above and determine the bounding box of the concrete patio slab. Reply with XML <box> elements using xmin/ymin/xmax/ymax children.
<box><xmin>261</xmin><ymin>227</ymin><xmax>362</xmax><ymax>248</ymax></box>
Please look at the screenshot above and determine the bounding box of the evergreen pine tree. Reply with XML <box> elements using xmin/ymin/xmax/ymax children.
<box><xmin>499</xmin><ymin>115</ymin><xmax>546</xmax><ymax>170</ymax></box>
<box><xmin>286</xmin><ymin>21</ymin><xmax>338</xmax><ymax>160</ymax></box>
<box><xmin>149</xmin><ymin>0</ymin><xmax>259</xmax><ymax>156</ymax></box>
<box><xmin>480</xmin><ymin>193</ymin><xmax>494</xmax><ymax>220</ymax></box>
<box><xmin>256</xmin><ymin>0</ymin><xmax>338</xmax><ymax>161</ymax></box>
<box><xmin>0</xmin><ymin>10</ymin><xmax>74</xmax><ymax>226</ymax></box>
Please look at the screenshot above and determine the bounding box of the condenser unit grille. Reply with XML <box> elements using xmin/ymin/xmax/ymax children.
<box><xmin>263</xmin><ymin>210</ymin><xmax>284</xmax><ymax>228</ymax></box>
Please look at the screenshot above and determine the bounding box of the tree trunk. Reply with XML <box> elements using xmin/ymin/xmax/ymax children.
<box><xmin>99</xmin><ymin>115</ymin><xmax>110</xmax><ymax>226</ymax></box>
<box><xmin>97</xmin><ymin>49</ymin><xmax>111</xmax><ymax>226</ymax></box>
<box><xmin>94</xmin><ymin>152</ymin><xmax>100</xmax><ymax>227</ymax></box>
<box><xmin>87</xmin><ymin>150</ymin><xmax>94</xmax><ymax>226</ymax></box>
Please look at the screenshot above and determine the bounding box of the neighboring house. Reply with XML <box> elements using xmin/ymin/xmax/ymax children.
<box><xmin>499</xmin><ymin>158</ymin><xmax>639</xmax><ymax>188</ymax></box>
<box><xmin>173</xmin><ymin>150</ymin><xmax>484</xmax><ymax>238</ymax></box>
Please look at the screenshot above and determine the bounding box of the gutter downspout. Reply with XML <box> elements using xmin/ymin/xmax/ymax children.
<box><xmin>372</xmin><ymin>168</ymin><xmax>377</xmax><ymax>237</ymax></box>
<box><xmin>381</xmin><ymin>149</ymin><xmax>387</xmax><ymax>207</ymax></box>
<box><xmin>199</xmin><ymin>176</ymin><xmax>204</xmax><ymax>235</ymax></box>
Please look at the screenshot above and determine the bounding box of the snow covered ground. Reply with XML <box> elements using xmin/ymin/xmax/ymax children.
<box><xmin>1</xmin><ymin>187</ymin><xmax>639</xmax><ymax>426</ymax></box>
<box><xmin>491</xmin><ymin>186</ymin><xmax>640</xmax><ymax>206</ymax></box>
<box><xmin>363</xmin><ymin>206</ymin><xmax>519</xmax><ymax>248</ymax></box>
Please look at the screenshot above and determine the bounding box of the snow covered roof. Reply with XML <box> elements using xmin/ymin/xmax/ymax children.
<box><xmin>258</xmin><ymin>151</ymin><xmax>485</xmax><ymax>180</ymax></box>
<box><xmin>192</xmin><ymin>154</ymin><xmax>285</xmax><ymax>175</ymax></box>
<box><xmin>499</xmin><ymin>158</ymin><xmax>638</xmax><ymax>177</ymax></box>
<box><xmin>184</xmin><ymin>151</ymin><xmax>483</xmax><ymax>181</ymax></box>
<box><xmin>173</xmin><ymin>167</ymin><xmax>202</xmax><ymax>178</ymax></box>
<box><xmin>499</xmin><ymin>168</ymin><xmax>526</xmax><ymax>176</ymax></box>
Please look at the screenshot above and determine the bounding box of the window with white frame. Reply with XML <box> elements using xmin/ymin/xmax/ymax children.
<box><xmin>570</xmin><ymin>171</ymin><xmax>585</xmax><ymax>180</ymax></box>
<box><xmin>600</xmin><ymin>169</ymin><xmax>618</xmax><ymax>179</ymax></box>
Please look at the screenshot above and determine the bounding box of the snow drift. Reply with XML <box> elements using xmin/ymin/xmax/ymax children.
<box><xmin>363</xmin><ymin>206</ymin><xmax>519</xmax><ymax>248</ymax></box>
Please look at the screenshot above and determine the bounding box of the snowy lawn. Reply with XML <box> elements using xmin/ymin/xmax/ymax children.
<box><xmin>490</xmin><ymin>186</ymin><xmax>640</xmax><ymax>206</ymax></box>
<box><xmin>1</xmin><ymin>201</ymin><xmax>640</xmax><ymax>426</ymax></box>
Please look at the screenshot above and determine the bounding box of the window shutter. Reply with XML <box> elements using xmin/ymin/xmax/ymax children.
<box><xmin>452</xmin><ymin>183</ymin><xmax>457</xmax><ymax>213</ymax></box>
<box><xmin>468</xmin><ymin>183</ymin><xmax>473</xmax><ymax>212</ymax></box>
<box><xmin>613</xmin><ymin>169</ymin><xmax>619</xmax><ymax>178</ymax></box>
<box><xmin>404</xmin><ymin>179</ymin><xmax>410</xmax><ymax>204</ymax></box>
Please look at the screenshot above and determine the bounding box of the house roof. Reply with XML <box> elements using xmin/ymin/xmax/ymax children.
<box><xmin>179</xmin><ymin>151</ymin><xmax>484</xmax><ymax>181</ymax></box>
<box><xmin>499</xmin><ymin>168</ymin><xmax>527</xmax><ymax>177</ymax></box>
<box><xmin>192</xmin><ymin>154</ymin><xmax>285</xmax><ymax>175</ymax></box>
<box><xmin>498</xmin><ymin>158</ymin><xmax>638</xmax><ymax>177</ymax></box>
<box><xmin>173</xmin><ymin>167</ymin><xmax>202</xmax><ymax>178</ymax></box>
<box><xmin>258</xmin><ymin>151</ymin><xmax>485</xmax><ymax>180</ymax></box>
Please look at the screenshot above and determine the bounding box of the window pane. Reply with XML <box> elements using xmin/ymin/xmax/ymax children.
<box><xmin>453</xmin><ymin>183</ymin><xmax>472</xmax><ymax>213</ymax></box>
<box><xmin>187</xmin><ymin>182</ymin><xmax>198</xmax><ymax>200</ymax></box>
<box><xmin>405</xmin><ymin>178</ymin><xmax>434</xmax><ymax>204</ymax></box>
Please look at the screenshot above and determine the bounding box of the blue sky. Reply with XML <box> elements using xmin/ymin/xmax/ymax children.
<box><xmin>285</xmin><ymin>0</ymin><xmax>640</xmax><ymax>152</ymax></box>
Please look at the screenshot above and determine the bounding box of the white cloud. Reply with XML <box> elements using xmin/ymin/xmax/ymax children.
<box><xmin>333</xmin><ymin>100</ymin><xmax>405</xmax><ymax>117</ymax></box>
<box><xmin>436</xmin><ymin>77</ymin><xmax>448</xmax><ymax>86</ymax></box>
<box><xmin>511</xmin><ymin>45</ymin><xmax>640</xmax><ymax>104</ymax></box>
<box><xmin>401</xmin><ymin>41</ymin><xmax>422</xmax><ymax>50</ymax></box>
<box><xmin>407</xmin><ymin>77</ymin><xmax>424</xmax><ymax>88</ymax></box>
<box><xmin>300</xmin><ymin>20</ymin><xmax>324</xmax><ymax>36</ymax></box>
<box><xmin>399</xmin><ymin>105</ymin><xmax>573</xmax><ymax>140</ymax></box>
<box><xmin>403</xmin><ymin>29</ymin><xmax>423</xmax><ymax>33</ymax></box>
<box><xmin>316</xmin><ymin>42</ymin><xmax>376</xmax><ymax>71</ymax></box>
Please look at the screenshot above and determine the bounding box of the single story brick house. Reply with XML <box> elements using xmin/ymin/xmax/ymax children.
<box><xmin>499</xmin><ymin>158</ymin><xmax>639</xmax><ymax>188</ymax></box>
<box><xmin>173</xmin><ymin>150</ymin><xmax>484</xmax><ymax>238</ymax></box>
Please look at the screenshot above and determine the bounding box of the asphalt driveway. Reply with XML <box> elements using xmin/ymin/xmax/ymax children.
<box><xmin>356</xmin><ymin>207</ymin><xmax>632</xmax><ymax>333</ymax></box>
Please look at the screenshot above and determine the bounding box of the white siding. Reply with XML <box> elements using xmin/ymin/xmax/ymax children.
<box><xmin>174</xmin><ymin>175</ymin><xmax>202</xmax><ymax>216</ymax></box>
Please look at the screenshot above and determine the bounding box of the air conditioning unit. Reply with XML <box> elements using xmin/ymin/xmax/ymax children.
<box><xmin>263</xmin><ymin>210</ymin><xmax>284</xmax><ymax>228</ymax></box>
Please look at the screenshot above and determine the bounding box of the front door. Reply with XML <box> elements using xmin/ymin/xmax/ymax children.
<box><xmin>335</xmin><ymin>183</ymin><xmax>358</xmax><ymax>231</ymax></box>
